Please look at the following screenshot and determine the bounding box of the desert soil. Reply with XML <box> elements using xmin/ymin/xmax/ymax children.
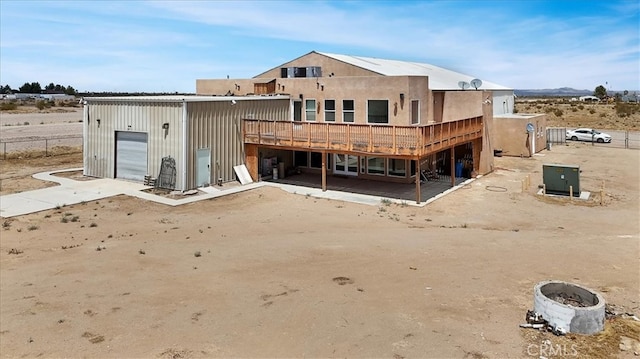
<box><xmin>1</xmin><ymin>146</ymin><xmax>639</xmax><ymax>358</ymax></box>
<box><xmin>0</xmin><ymin>106</ymin><xmax>639</xmax><ymax>358</ymax></box>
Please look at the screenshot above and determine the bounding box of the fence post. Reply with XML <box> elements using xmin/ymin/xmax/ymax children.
<box><xmin>45</xmin><ymin>139</ymin><xmax>48</xmax><ymax>157</ymax></box>
<box><xmin>3</xmin><ymin>142</ymin><xmax>5</xmax><ymax>160</ymax></box>
<box><xmin>626</xmin><ymin>130</ymin><xmax>629</xmax><ymax>149</ymax></box>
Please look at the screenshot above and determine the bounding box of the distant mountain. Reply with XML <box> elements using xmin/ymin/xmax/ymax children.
<box><xmin>515</xmin><ymin>87</ymin><xmax>592</xmax><ymax>97</ymax></box>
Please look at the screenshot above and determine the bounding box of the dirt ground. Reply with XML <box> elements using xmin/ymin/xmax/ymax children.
<box><xmin>1</xmin><ymin>140</ymin><xmax>639</xmax><ymax>358</ymax></box>
<box><xmin>516</xmin><ymin>100</ymin><xmax>640</xmax><ymax>131</ymax></box>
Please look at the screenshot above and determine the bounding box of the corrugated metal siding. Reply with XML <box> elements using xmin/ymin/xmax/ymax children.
<box><xmin>84</xmin><ymin>101</ymin><xmax>184</xmax><ymax>188</ymax></box>
<box><xmin>186</xmin><ymin>99</ymin><xmax>289</xmax><ymax>188</ymax></box>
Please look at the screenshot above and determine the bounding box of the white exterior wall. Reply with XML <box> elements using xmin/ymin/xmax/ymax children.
<box><xmin>493</xmin><ymin>90</ymin><xmax>515</xmax><ymax>115</ymax></box>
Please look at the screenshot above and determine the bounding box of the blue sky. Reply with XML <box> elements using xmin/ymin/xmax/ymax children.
<box><xmin>1</xmin><ymin>0</ymin><xmax>638</xmax><ymax>93</ymax></box>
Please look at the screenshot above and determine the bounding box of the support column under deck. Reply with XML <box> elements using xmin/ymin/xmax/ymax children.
<box><xmin>321</xmin><ymin>151</ymin><xmax>327</xmax><ymax>191</ymax></box>
<box><xmin>472</xmin><ymin>138</ymin><xmax>482</xmax><ymax>176</ymax></box>
<box><xmin>450</xmin><ymin>147</ymin><xmax>456</xmax><ymax>187</ymax></box>
<box><xmin>245</xmin><ymin>144</ymin><xmax>259</xmax><ymax>182</ymax></box>
<box><xmin>415</xmin><ymin>158</ymin><xmax>421</xmax><ymax>204</ymax></box>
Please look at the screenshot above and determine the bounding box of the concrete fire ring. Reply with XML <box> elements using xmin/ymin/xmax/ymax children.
<box><xmin>533</xmin><ymin>280</ymin><xmax>605</xmax><ymax>335</ymax></box>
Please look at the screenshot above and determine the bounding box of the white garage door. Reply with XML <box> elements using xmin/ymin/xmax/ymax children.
<box><xmin>115</xmin><ymin>131</ymin><xmax>148</xmax><ymax>181</ymax></box>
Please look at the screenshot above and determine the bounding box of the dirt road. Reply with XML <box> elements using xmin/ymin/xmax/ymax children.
<box><xmin>1</xmin><ymin>143</ymin><xmax>638</xmax><ymax>358</ymax></box>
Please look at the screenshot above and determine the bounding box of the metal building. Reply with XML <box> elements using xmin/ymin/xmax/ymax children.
<box><xmin>83</xmin><ymin>95</ymin><xmax>290</xmax><ymax>190</ymax></box>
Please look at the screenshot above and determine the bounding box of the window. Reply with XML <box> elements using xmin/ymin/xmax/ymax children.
<box><xmin>310</xmin><ymin>152</ymin><xmax>323</xmax><ymax>169</ymax></box>
<box><xmin>293</xmin><ymin>101</ymin><xmax>302</xmax><ymax>122</ymax></box>
<box><xmin>280</xmin><ymin>66</ymin><xmax>322</xmax><ymax>78</ymax></box>
<box><xmin>342</xmin><ymin>100</ymin><xmax>354</xmax><ymax>122</ymax></box>
<box><xmin>367</xmin><ymin>157</ymin><xmax>385</xmax><ymax>175</ymax></box>
<box><xmin>294</xmin><ymin>151</ymin><xmax>308</xmax><ymax>167</ymax></box>
<box><xmin>294</xmin><ymin>67</ymin><xmax>307</xmax><ymax>78</ymax></box>
<box><xmin>411</xmin><ymin>100</ymin><xmax>420</xmax><ymax>124</ymax></box>
<box><xmin>388</xmin><ymin>159</ymin><xmax>406</xmax><ymax>177</ymax></box>
<box><xmin>324</xmin><ymin>100</ymin><xmax>335</xmax><ymax>122</ymax></box>
<box><xmin>367</xmin><ymin>100</ymin><xmax>388</xmax><ymax>123</ymax></box>
<box><xmin>305</xmin><ymin>99</ymin><xmax>316</xmax><ymax>121</ymax></box>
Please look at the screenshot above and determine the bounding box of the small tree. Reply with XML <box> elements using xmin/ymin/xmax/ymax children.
<box><xmin>593</xmin><ymin>85</ymin><xmax>607</xmax><ymax>99</ymax></box>
<box><xmin>18</xmin><ymin>82</ymin><xmax>42</xmax><ymax>93</ymax></box>
<box><xmin>64</xmin><ymin>85</ymin><xmax>77</xmax><ymax>95</ymax></box>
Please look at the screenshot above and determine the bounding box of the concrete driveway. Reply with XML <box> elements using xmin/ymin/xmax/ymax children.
<box><xmin>1</xmin><ymin>168</ymin><xmax>474</xmax><ymax>218</ymax></box>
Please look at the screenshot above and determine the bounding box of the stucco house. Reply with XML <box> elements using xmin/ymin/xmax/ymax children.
<box><xmin>197</xmin><ymin>51</ymin><xmax>511</xmax><ymax>202</ymax></box>
<box><xmin>84</xmin><ymin>51</ymin><xmax>542</xmax><ymax>203</ymax></box>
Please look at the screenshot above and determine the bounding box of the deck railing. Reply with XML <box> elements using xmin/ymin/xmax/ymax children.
<box><xmin>243</xmin><ymin>118</ymin><xmax>482</xmax><ymax>157</ymax></box>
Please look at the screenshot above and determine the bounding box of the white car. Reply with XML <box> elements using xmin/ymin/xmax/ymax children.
<box><xmin>566</xmin><ymin>128</ymin><xmax>612</xmax><ymax>143</ymax></box>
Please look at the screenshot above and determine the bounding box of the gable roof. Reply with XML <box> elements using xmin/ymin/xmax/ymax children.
<box><xmin>317</xmin><ymin>51</ymin><xmax>512</xmax><ymax>91</ymax></box>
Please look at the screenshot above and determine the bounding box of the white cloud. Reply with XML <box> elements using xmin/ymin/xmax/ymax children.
<box><xmin>1</xmin><ymin>0</ymin><xmax>637</xmax><ymax>91</ymax></box>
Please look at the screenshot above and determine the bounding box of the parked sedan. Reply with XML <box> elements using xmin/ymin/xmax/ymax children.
<box><xmin>566</xmin><ymin>128</ymin><xmax>612</xmax><ymax>143</ymax></box>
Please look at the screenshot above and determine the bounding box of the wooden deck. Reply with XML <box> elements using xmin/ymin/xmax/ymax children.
<box><xmin>243</xmin><ymin>118</ymin><xmax>483</xmax><ymax>157</ymax></box>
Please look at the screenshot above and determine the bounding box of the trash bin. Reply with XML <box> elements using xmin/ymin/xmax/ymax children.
<box><xmin>455</xmin><ymin>161</ymin><xmax>464</xmax><ymax>178</ymax></box>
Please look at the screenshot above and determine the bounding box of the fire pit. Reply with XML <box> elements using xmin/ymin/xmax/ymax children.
<box><xmin>533</xmin><ymin>280</ymin><xmax>605</xmax><ymax>335</ymax></box>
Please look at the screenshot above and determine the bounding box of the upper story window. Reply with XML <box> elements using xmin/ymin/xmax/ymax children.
<box><xmin>342</xmin><ymin>100</ymin><xmax>354</xmax><ymax>122</ymax></box>
<box><xmin>280</xmin><ymin>66</ymin><xmax>322</xmax><ymax>78</ymax></box>
<box><xmin>367</xmin><ymin>100</ymin><xmax>388</xmax><ymax>124</ymax></box>
<box><xmin>305</xmin><ymin>99</ymin><xmax>316</xmax><ymax>121</ymax></box>
<box><xmin>324</xmin><ymin>100</ymin><xmax>335</xmax><ymax>121</ymax></box>
<box><xmin>411</xmin><ymin>100</ymin><xmax>420</xmax><ymax>124</ymax></box>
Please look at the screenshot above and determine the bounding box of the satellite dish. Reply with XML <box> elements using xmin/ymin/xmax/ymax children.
<box><xmin>470</xmin><ymin>78</ymin><xmax>483</xmax><ymax>90</ymax></box>
<box><xmin>458</xmin><ymin>81</ymin><xmax>470</xmax><ymax>90</ymax></box>
<box><xmin>526</xmin><ymin>123</ymin><xmax>535</xmax><ymax>133</ymax></box>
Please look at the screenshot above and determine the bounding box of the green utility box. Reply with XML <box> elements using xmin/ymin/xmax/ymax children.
<box><xmin>543</xmin><ymin>164</ymin><xmax>580</xmax><ymax>196</ymax></box>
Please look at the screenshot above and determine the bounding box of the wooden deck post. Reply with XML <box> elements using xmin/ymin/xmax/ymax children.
<box><xmin>472</xmin><ymin>138</ymin><xmax>482</xmax><ymax>174</ymax></box>
<box><xmin>257</xmin><ymin>120</ymin><xmax>261</xmax><ymax>144</ymax></box>
<box><xmin>450</xmin><ymin>146</ymin><xmax>456</xmax><ymax>187</ymax></box>
<box><xmin>415</xmin><ymin>157</ymin><xmax>421</xmax><ymax>204</ymax></box>
<box><xmin>392</xmin><ymin>126</ymin><xmax>397</xmax><ymax>154</ymax></box>
<box><xmin>326</xmin><ymin>123</ymin><xmax>330</xmax><ymax>148</ymax></box>
<box><xmin>321</xmin><ymin>150</ymin><xmax>327</xmax><ymax>191</ymax></box>
<box><xmin>245</xmin><ymin>144</ymin><xmax>259</xmax><ymax>182</ymax></box>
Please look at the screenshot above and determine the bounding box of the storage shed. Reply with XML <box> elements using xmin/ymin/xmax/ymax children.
<box><xmin>83</xmin><ymin>95</ymin><xmax>290</xmax><ymax>190</ymax></box>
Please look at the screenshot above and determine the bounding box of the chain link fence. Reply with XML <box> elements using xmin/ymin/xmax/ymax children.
<box><xmin>1</xmin><ymin>135</ymin><xmax>83</xmax><ymax>159</ymax></box>
<box><xmin>547</xmin><ymin>128</ymin><xmax>639</xmax><ymax>149</ymax></box>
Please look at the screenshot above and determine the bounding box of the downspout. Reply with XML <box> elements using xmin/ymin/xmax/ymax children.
<box><xmin>82</xmin><ymin>99</ymin><xmax>88</xmax><ymax>176</ymax></box>
<box><xmin>182</xmin><ymin>100</ymin><xmax>188</xmax><ymax>191</ymax></box>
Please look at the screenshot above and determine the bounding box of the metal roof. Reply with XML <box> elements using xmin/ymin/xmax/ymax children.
<box><xmin>83</xmin><ymin>94</ymin><xmax>290</xmax><ymax>103</ymax></box>
<box><xmin>317</xmin><ymin>52</ymin><xmax>512</xmax><ymax>91</ymax></box>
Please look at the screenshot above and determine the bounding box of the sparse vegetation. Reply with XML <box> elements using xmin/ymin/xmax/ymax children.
<box><xmin>515</xmin><ymin>99</ymin><xmax>640</xmax><ymax>131</ymax></box>
<box><xmin>0</xmin><ymin>102</ymin><xmax>18</xmax><ymax>111</ymax></box>
<box><xmin>380</xmin><ymin>198</ymin><xmax>392</xmax><ymax>206</ymax></box>
<box><xmin>27</xmin><ymin>225</ymin><xmax>39</xmax><ymax>231</ymax></box>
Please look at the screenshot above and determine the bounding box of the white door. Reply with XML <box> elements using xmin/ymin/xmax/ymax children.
<box><xmin>334</xmin><ymin>154</ymin><xmax>358</xmax><ymax>176</ymax></box>
<box><xmin>196</xmin><ymin>148</ymin><xmax>210</xmax><ymax>187</ymax></box>
<box><xmin>115</xmin><ymin>131</ymin><xmax>148</xmax><ymax>181</ymax></box>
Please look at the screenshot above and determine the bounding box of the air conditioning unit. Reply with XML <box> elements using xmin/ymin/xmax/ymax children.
<box><xmin>543</xmin><ymin>164</ymin><xmax>580</xmax><ymax>196</ymax></box>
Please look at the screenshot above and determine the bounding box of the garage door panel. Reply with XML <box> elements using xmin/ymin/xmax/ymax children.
<box><xmin>116</xmin><ymin>131</ymin><xmax>148</xmax><ymax>181</ymax></box>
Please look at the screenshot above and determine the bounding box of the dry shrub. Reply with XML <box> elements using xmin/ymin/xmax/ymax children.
<box><xmin>521</xmin><ymin>317</ymin><xmax>640</xmax><ymax>358</ymax></box>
